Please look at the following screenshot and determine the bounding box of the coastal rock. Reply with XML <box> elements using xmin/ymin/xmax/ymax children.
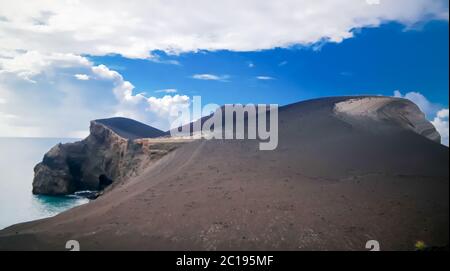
<box><xmin>32</xmin><ymin>118</ymin><xmax>174</xmax><ymax>196</ymax></box>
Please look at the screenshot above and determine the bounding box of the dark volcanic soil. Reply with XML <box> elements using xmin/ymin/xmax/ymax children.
<box><xmin>0</xmin><ymin>97</ymin><xmax>448</xmax><ymax>251</ymax></box>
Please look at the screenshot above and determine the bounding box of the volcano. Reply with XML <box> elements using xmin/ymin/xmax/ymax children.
<box><xmin>0</xmin><ymin>96</ymin><xmax>448</xmax><ymax>251</ymax></box>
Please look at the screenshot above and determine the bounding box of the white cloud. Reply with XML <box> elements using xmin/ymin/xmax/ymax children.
<box><xmin>151</xmin><ymin>58</ymin><xmax>182</xmax><ymax>66</ymax></box>
<box><xmin>0</xmin><ymin>0</ymin><xmax>447</xmax><ymax>59</ymax></box>
<box><xmin>432</xmin><ymin>109</ymin><xmax>449</xmax><ymax>146</ymax></box>
<box><xmin>248</xmin><ymin>62</ymin><xmax>255</xmax><ymax>68</ymax></box>
<box><xmin>256</xmin><ymin>76</ymin><xmax>275</xmax><ymax>80</ymax></box>
<box><xmin>366</xmin><ymin>0</ymin><xmax>381</xmax><ymax>5</ymax></box>
<box><xmin>393</xmin><ymin>90</ymin><xmax>449</xmax><ymax>146</ymax></box>
<box><xmin>0</xmin><ymin>52</ymin><xmax>191</xmax><ymax>137</ymax></box>
<box><xmin>393</xmin><ymin>90</ymin><xmax>439</xmax><ymax>117</ymax></box>
<box><xmin>155</xmin><ymin>89</ymin><xmax>178</xmax><ymax>94</ymax></box>
<box><xmin>89</xmin><ymin>64</ymin><xmax>190</xmax><ymax>130</ymax></box>
<box><xmin>74</xmin><ymin>74</ymin><xmax>89</xmax><ymax>80</ymax></box>
<box><xmin>0</xmin><ymin>51</ymin><xmax>91</xmax><ymax>82</ymax></box>
<box><xmin>278</xmin><ymin>61</ymin><xmax>288</xmax><ymax>67</ymax></box>
<box><xmin>91</xmin><ymin>64</ymin><xmax>122</xmax><ymax>80</ymax></box>
<box><xmin>437</xmin><ymin>109</ymin><xmax>449</xmax><ymax>119</ymax></box>
<box><xmin>192</xmin><ymin>74</ymin><xmax>230</xmax><ymax>82</ymax></box>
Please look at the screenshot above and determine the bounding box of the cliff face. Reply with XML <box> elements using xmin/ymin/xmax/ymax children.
<box><xmin>33</xmin><ymin>120</ymin><xmax>178</xmax><ymax>195</ymax></box>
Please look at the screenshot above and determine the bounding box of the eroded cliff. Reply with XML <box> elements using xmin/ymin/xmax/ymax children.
<box><xmin>32</xmin><ymin>120</ymin><xmax>181</xmax><ymax>195</ymax></box>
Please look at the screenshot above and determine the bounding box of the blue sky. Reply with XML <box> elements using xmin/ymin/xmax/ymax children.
<box><xmin>90</xmin><ymin>21</ymin><xmax>449</xmax><ymax>110</ymax></box>
<box><xmin>0</xmin><ymin>0</ymin><xmax>448</xmax><ymax>144</ymax></box>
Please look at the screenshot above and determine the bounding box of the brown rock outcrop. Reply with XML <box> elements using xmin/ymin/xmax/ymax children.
<box><xmin>32</xmin><ymin>119</ymin><xmax>178</xmax><ymax>195</ymax></box>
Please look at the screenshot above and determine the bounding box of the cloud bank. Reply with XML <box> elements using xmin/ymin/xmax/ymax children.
<box><xmin>0</xmin><ymin>0</ymin><xmax>447</xmax><ymax>58</ymax></box>
<box><xmin>0</xmin><ymin>52</ymin><xmax>190</xmax><ymax>137</ymax></box>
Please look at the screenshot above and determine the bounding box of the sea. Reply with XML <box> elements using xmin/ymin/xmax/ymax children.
<box><xmin>0</xmin><ymin>138</ymin><xmax>89</xmax><ymax>230</ymax></box>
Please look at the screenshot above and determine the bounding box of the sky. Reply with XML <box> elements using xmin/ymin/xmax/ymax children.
<box><xmin>0</xmin><ymin>0</ymin><xmax>448</xmax><ymax>145</ymax></box>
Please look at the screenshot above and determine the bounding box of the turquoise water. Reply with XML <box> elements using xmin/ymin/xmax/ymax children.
<box><xmin>0</xmin><ymin>138</ymin><xmax>89</xmax><ymax>230</ymax></box>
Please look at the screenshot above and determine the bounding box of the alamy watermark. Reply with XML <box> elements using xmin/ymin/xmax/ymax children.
<box><xmin>365</xmin><ymin>240</ymin><xmax>381</xmax><ymax>251</ymax></box>
<box><xmin>170</xmin><ymin>96</ymin><xmax>279</xmax><ymax>151</ymax></box>
<box><xmin>65</xmin><ymin>240</ymin><xmax>80</xmax><ymax>251</ymax></box>
<box><xmin>65</xmin><ymin>239</ymin><xmax>380</xmax><ymax>251</ymax></box>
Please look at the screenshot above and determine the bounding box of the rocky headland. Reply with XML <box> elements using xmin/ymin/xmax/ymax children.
<box><xmin>1</xmin><ymin>96</ymin><xmax>448</xmax><ymax>251</ymax></box>
<box><xmin>32</xmin><ymin>118</ymin><xmax>182</xmax><ymax>195</ymax></box>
